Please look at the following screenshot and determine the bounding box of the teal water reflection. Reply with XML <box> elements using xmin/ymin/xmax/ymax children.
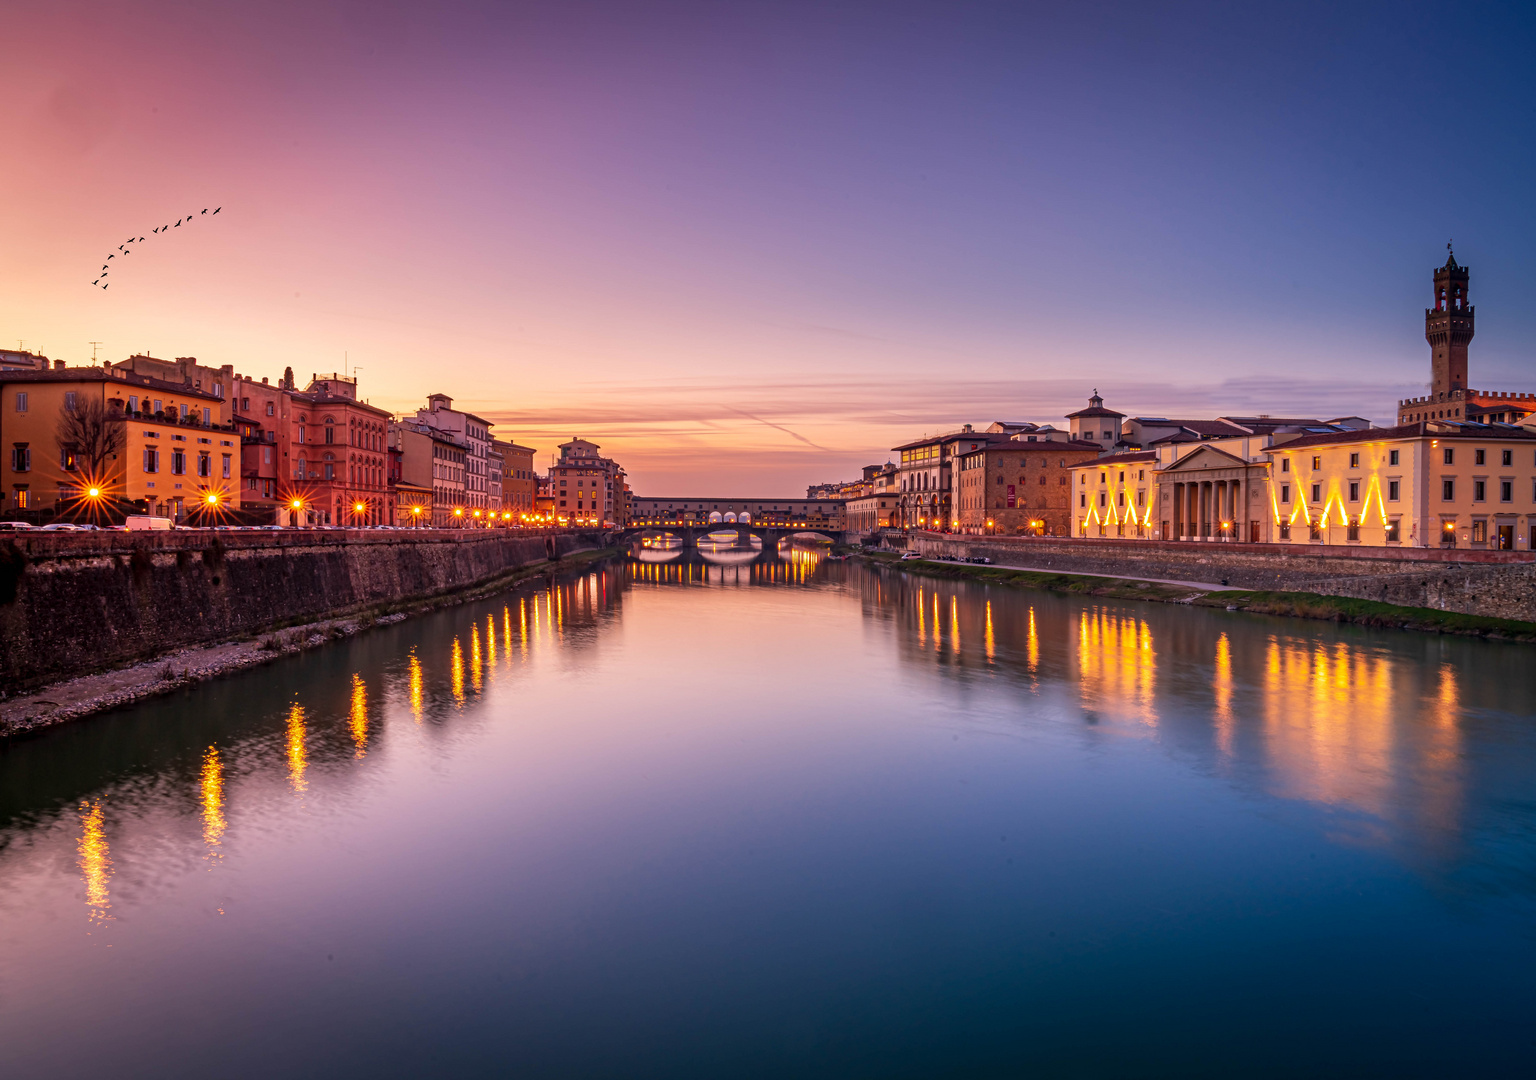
<box><xmin>1</xmin><ymin>550</ymin><xmax>1533</xmax><ymax>1078</ymax></box>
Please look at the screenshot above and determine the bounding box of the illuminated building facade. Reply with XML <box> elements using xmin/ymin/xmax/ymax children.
<box><xmin>0</xmin><ymin>365</ymin><xmax>236</xmax><ymax>521</ymax></box>
<box><xmin>892</xmin><ymin>427</ymin><xmax>994</xmax><ymax>531</ymax></box>
<box><xmin>1265</xmin><ymin>423</ymin><xmax>1536</xmax><ymax>550</ymax></box>
<box><xmin>1069</xmin><ymin>450</ymin><xmax>1161</xmax><ymax>538</ymax></box>
<box><xmin>393</xmin><ymin>420</ymin><xmax>467</xmax><ymax>526</ymax></box>
<box><xmin>288</xmin><ymin>375</ymin><xmax>392</xmax><ymax>526</ymax></box>
<box><xmin>959</xmin><ymin>438</ymin><xmax>1101</xmax><ymax>535</ymax></box>
<box><xmin>550</xmin><ymin>438</ymin><xmax>626</xmax><ymax>526</ymax></box>
<box><xmin>493</xmin><ymin>439</ymin><xmax>538</xmax><ymax>518</ymax></box>
<box><xmin>414</xmin><ymin>394</ymin><xmax>495</xmax><ymax>513</ymax></box>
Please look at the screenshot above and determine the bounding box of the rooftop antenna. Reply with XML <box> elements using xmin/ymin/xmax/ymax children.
<box><xmin>88</xmin><ymin>341</ymin><xmax>102</xmax><ymax>362</ymax></box>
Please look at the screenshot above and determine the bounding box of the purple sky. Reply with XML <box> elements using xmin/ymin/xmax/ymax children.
<box><xmin>3</xmin><ymin>1</ymin><xmax>1534</xmax><ymax>493</ymax></box>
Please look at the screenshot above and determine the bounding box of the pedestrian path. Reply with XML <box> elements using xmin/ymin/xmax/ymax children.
<box><xmin>965</xmin><ymin>559</ymin><xmax>1234</xmax><ymax>593</ymax></box>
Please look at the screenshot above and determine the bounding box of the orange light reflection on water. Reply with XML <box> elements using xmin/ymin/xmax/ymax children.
<box><xmin>78</xmin><ymin>799</ymin><xmax>112</xmax><ymax>924</ymax></box>
<box><xmin>200</xmin><ymin>746</ymin><xmax>227</xmax><ymax>857</ymax></box>
<box><xmin>286</xmin><ymin>703</ymin><xmax>308</xmax><ymax>793</ymax></box>
<box><xmin>350</xmin><ymin>674</ymin><xmax>369</xmax><ymax>756</ymax></box>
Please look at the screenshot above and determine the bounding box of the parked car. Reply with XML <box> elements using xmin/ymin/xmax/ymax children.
<box><xmin>0</xmin><ymin>521</ymin><xmax>37</xmax><ymax>530</ymax></box>
<box><xmin>39</xmin><ymin>523</ymin><xmax>83</xmax><ymax>531</ymax></box>
<box><xmin>900</xmin><ymin>552</ymin><xmax>922</xmax><ymax>560</ymax></box>
<box><xmin>965</xmin><ymin>555</ymin><xmax>993</xmax><ymax>564</ymax></box>
<box><xmin>126</xmin><ymin>516</ymin><xmax>174</xmax><ymax>531</ymax></box>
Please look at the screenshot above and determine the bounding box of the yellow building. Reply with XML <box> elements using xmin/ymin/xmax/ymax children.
<box><xmin>1</xmin><ymin>366</ymin><xmax>236</xmax><ymax>521</ymax></box>
<box><xmin>1070</xmin><ymin>451</ymin><xmax>1160</xmax><ymax>538</ymax></box>
<box><xmin>1267</xmin><ymin>422</ymin><xmax>1536</xmax><ymax>549</ymax></box>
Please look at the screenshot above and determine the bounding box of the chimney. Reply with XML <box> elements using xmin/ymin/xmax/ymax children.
<box><xmin>53</xmin><ymin>358</ymin><xmax>65</xmax><ymax>370</ymax></box>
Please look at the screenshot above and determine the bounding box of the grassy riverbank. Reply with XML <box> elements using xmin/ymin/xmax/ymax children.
<box><xmin>856</xmin><ymin>551</ymin><xmax>1536</xmax><ymax>642</ymax></box>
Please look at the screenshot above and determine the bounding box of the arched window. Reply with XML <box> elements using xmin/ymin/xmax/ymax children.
<box><xmin>324</xmin><ymin>417</ymin><xmax>336</xmax><ymax>444</ymax></box>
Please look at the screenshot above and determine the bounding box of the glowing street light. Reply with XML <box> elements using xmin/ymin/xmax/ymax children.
<box><xmin>87</xmin><ymin>486</ymin><xmax>102</xmax><ymax>499</ymax></box>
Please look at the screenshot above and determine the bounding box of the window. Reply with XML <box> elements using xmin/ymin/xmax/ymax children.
<box><xmin>144</xmin><ymin>448</ymin><xmax>159</xmax><ymax>473</ymax></box>
<box><xmin>1279</xmin><ymin>522</ymin><xmax>1291</xmax><ymax>540</ymax></box>
<box><xmin>179</xmin><ymin>404</ymin><xmax>188</xmax><ymax>420</ymax></box>
<box><xmin>15</xmin><ymin>487</ymin><xmax>29</xmax><ymax>509</ymax></box>
<box><xmin>61</xmin><ymin>445</ymin><xmax>78</xmax><ymax>471</ymax></box>
<box><xmin>266</xmin><ymin>402</ymin><xmax>275</xmax><ymax>416</ymax></box>
<box><xmin>202</xmin><ymin>408</ymin><xmax>211</xmax><ymax>425</ymax></box>
<box><xmin>1475</xmin><ymin>448</ymin><xmax>1486</xmax><ymax>465</ymax></box>
<box><xmin>1499</xmin><ymin>449</ymin><xmax>1512</xmax><ymax>467</ymax></box>
<box><xmin>1311</xmin><ymin>483</ymin><xmax>1321</xmax><ymax>503</ymax></box>
<box><xmin>1281</xmin><ymin>484</ymin><xmax>1290</xmax><ymax>503</ymax></box>
<box><xmin>10</xmin><ymin>445</ymin><xmax>30</xmax><ymax>472</ymax></box>
<box><xmin>1472</xmin><ymin>520</ymin><xmax>1488</xmax><ymax>544</ymax></box>
<box><xmin>1388</xmin><ymin>480</ymin><xmax>1400</xmax><ymax>501</ymax></box>
<box><xmin>1501</xmin><ymin>480</ymin><xmax>1513</xmax><ymax>502</ymax></box>
<box><xmin>14</xmin><ymin>392</ymin><xmax>27</xmax><ymax>412</ymax></box>
<box><xmin>153</xmin><ymin>399</ymin><xmax>163</xmax><ymax>414</ymax></box>
<box><xmin>64</xmin><ymin>391</ymin><xmax>77</xmax><ymax>413</ymax></box>
<box><xmin>1311</xmin><ymin>456</ymin><xmax>1320</xmax><ymax>469</ymax></box>
<box><xmin>198</xmin><ymin>453</ymin><xmax>211</xmax><ymax>478</ymax></box>
<box><xmin>1442</xmin><ymin>479</ymin><xmax>1455</xmax><ymax>501</ymax></box>
<box><xmin>1386</xmin><ymin>519</ymin><xmax>1400</xmax><ymax>542</ymax></box>
<box><xmin>1346</xmin><ymin>518</ymin><xmax>1360</xmax><ymax>542</ymax></box>
<box><xmin>1389</xmin><ymin>449</ymin><xmax>1399</xmax><ymax>466</ymax></box>
<box><xmin>1474</xmin><ymin>480</ymin><xmax>1486</xmax><ymax>502</ymax></box>
<box><xmin>1281</xmin><ymin>458</ymin><xmax>1290</xmax><ymax>473</ymax></box>
<box><xmin>1079</xmin><ymin>493</ymin><xmax>1086</xmax><ymax>508</ymax></box>
<box><xmin>129</xmin><ymin>395</ymin><xmax>139</xmax><ymax>412</ymax></box>
<box><xmin>1443</xmin><ymin>447</ymin><xmax>1454</xmax><ymax>465</ymax></box>
<box><xmin>171</xmin><ymin>449</ymin><xmax>185</xmax><ymax>475</ymax></box>
<box><xmin>1349</xmin><ymin>482</ymin><xmax>1359</xmax><ymax>501</ymax></box>
<box><xmin>1349</xmin><ymin>452</ymin><xmax>1359</xmax><ymax>468</ymax></box>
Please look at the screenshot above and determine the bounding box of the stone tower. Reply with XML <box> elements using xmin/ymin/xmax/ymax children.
<box><xmin>1426</xmin><ymin>248</ymin><xmax>1474</xmax><ymax>396</ymax></box>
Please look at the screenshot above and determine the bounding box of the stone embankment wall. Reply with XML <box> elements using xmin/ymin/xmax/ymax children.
<box><xmin>0</xmin><ymin>530</ymin><xmax>611</xmax><ymax>691</ymax></box>
<box><xmin>895</xmin><ymin>533</ymin><xmax>1536</xmax><ymax>623</ymax></box>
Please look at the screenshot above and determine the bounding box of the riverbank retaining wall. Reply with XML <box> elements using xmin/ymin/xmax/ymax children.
<box><xmin>0</xmin><ymin>529</ymin><xmax>612</xmax><ymax>691</ymax></box>
<box><xmin>895</xmin><ymin>533</ymin><xmax>1536</xmax><ymax>622</ymax></box>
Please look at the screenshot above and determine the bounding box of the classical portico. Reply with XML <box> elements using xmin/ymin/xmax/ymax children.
<box><xmin>1154</xmin><ymin>445</ymin><xmax>1269</xmax><ymax>543</ymax></box>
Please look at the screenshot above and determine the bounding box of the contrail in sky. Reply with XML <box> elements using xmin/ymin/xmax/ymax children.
<box><xmin>719</xmin><ymin>405</ymin><xmax>834</xmax><ymax>453</ymax></box>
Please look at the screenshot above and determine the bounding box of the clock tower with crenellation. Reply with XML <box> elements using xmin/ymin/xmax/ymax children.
<box><xmin>1397</xmin><ymin>247</ymin><xmax>1535</xmax><ymax>427</ymax></box>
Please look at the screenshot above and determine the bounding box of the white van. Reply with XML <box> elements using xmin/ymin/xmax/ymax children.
<box><xmin>125</xmin><ymin>516</ymin><xmax>174</xmax><ymax>531</ymax></box>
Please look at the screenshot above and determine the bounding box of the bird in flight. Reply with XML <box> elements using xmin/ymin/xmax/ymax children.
<box><xmin>174</xmin><ymin>220</ymin><xmax>181</xmax><ymax>227</ymax></box>
<box><xmin>213</xmin><ymin>207</ymin><xmax>221</xmax><ymax>214</ymax></box>
<box><xmin>201</xmin><ymin>208</ymin><xmax>207</xmax><ymax>214</ymax></box>
<box><xmin>107</xmin><ymin>253</ymin><xmax>114</xmax><ymax>259</ymax></box>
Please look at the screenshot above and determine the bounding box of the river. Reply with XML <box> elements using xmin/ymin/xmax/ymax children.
<box><xmin>1</xmin><ymin>547</ymin><xmax>1533</xmax><ymax>1078</ymax></box>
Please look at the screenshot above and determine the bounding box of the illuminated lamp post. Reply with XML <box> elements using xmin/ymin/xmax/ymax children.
<box><xmin>289</xmin><ymin>497</ymin><xmax>305</xmax><ymax>527</ymax></box>
<box><xmin>453</xmin><ymin>507</ymin><xmax>464</xmax><ymax>528</ymax></box>
<box><xmin>411</xmin><ymin>506</ymin><xmax>424</xmax><ymax>528</ymax></box>
<box><xmin>353</xmin><ymin>500</ymin><xmax>369</xmax><ymax>526</ymax></box>
<box><xmin>1220</xmin><ymin>519</ymin><xmax>1232</xmax><ymax>541</ymax></box>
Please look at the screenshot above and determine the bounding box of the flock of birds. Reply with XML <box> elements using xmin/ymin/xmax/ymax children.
<box><xmin>92</xmin><ymin>207</ymin><xmax>221</xmax><ymax>288</ymax></box>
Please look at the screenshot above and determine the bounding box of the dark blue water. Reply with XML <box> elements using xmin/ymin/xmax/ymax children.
<box><xmin>2</xmin><ymin>550</ymin><xmax>1533</xmax><ymax>1077</ymax></box>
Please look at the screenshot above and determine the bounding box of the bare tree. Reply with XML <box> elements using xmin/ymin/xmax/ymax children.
<box><xmin>57</xmin><ymin>396</ymin><xmax>124</xmax><ymax>475</ymax></box>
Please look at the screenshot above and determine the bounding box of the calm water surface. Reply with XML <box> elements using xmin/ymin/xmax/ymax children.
<box><xmin>2</xmin><ymin>548</ymin><xmax>1534</xmax><ymax>1077</ymax></box>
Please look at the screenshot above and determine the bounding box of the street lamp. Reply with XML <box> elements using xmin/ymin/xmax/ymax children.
<box><xmin>411</xmin><ymin>505</ymin><xmax>424</xmax><ymax>528</ymax></box>
<box><xmin>289</xmin><ymin>497</ymin><xmax>304</xmax><ymax>526</ymax></box>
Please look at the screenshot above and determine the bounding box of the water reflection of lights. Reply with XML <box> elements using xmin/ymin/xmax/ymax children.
<box><xmin>350</xmin><ymin>674</ymin><xmax>369</xmax><ymax>756</ymax></box>
<box><xmin>1214</xmin><ymin>634</ymin><xmax>1234</xmax><ymax>756</ymax></box>
<box><xmin>1026</xmin><ymin>607</ymin><xmax>1039</xmax><ymax>674</ymax></box>
<box><xmin>985</xmin><ymin>601</ymin><xmax>995</xmax><ymax>662</ymax></box>
<box><xmin>78</xmin><ymin>799</ymin><xmax>112</xmax><ymax>924</ymax></box>
<box><xmin>408</xmin><ymin>650</ymin><xmax>424</xmax><ymax>721</ymax></box>
<box><xmin>1077</xmin><ymin>608</ymin><xmax>1157</xmax><ymax>726</ymax></box>
<box><xmin>1262</xmin><ymin>637</ymin><xmax>1402</xmax><ymax>814</ymax></box>
<box><xmin>286</xmin><ymin>704</ymin><xmax>309</xmax><ymax>793</ymax></box>
<box><xmin>470</xmin><ymin>624</ymin><xmax>483</xmax><ymax>692</ymax></box>
<box><xmin>201</xmin><ymin>746</ymin><xmax>227</xmax><ymax>857</ymax></box>
<box><xmin>451</xmin><ymin>637</ymin><xmax>465</xmax><ymax>702</ymax></box>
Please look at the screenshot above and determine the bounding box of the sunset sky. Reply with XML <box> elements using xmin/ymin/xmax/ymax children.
<box><xmin>4</xmin><ymin>1</ymin><xmax>1535</xmax><ymax>493</ymax></box>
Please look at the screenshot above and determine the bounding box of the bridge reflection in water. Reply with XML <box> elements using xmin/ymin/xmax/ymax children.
<box><xmin>1</xmin><ymin>554</ymin><xmax>1532</xmax><ymax>1075</ymax></box>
